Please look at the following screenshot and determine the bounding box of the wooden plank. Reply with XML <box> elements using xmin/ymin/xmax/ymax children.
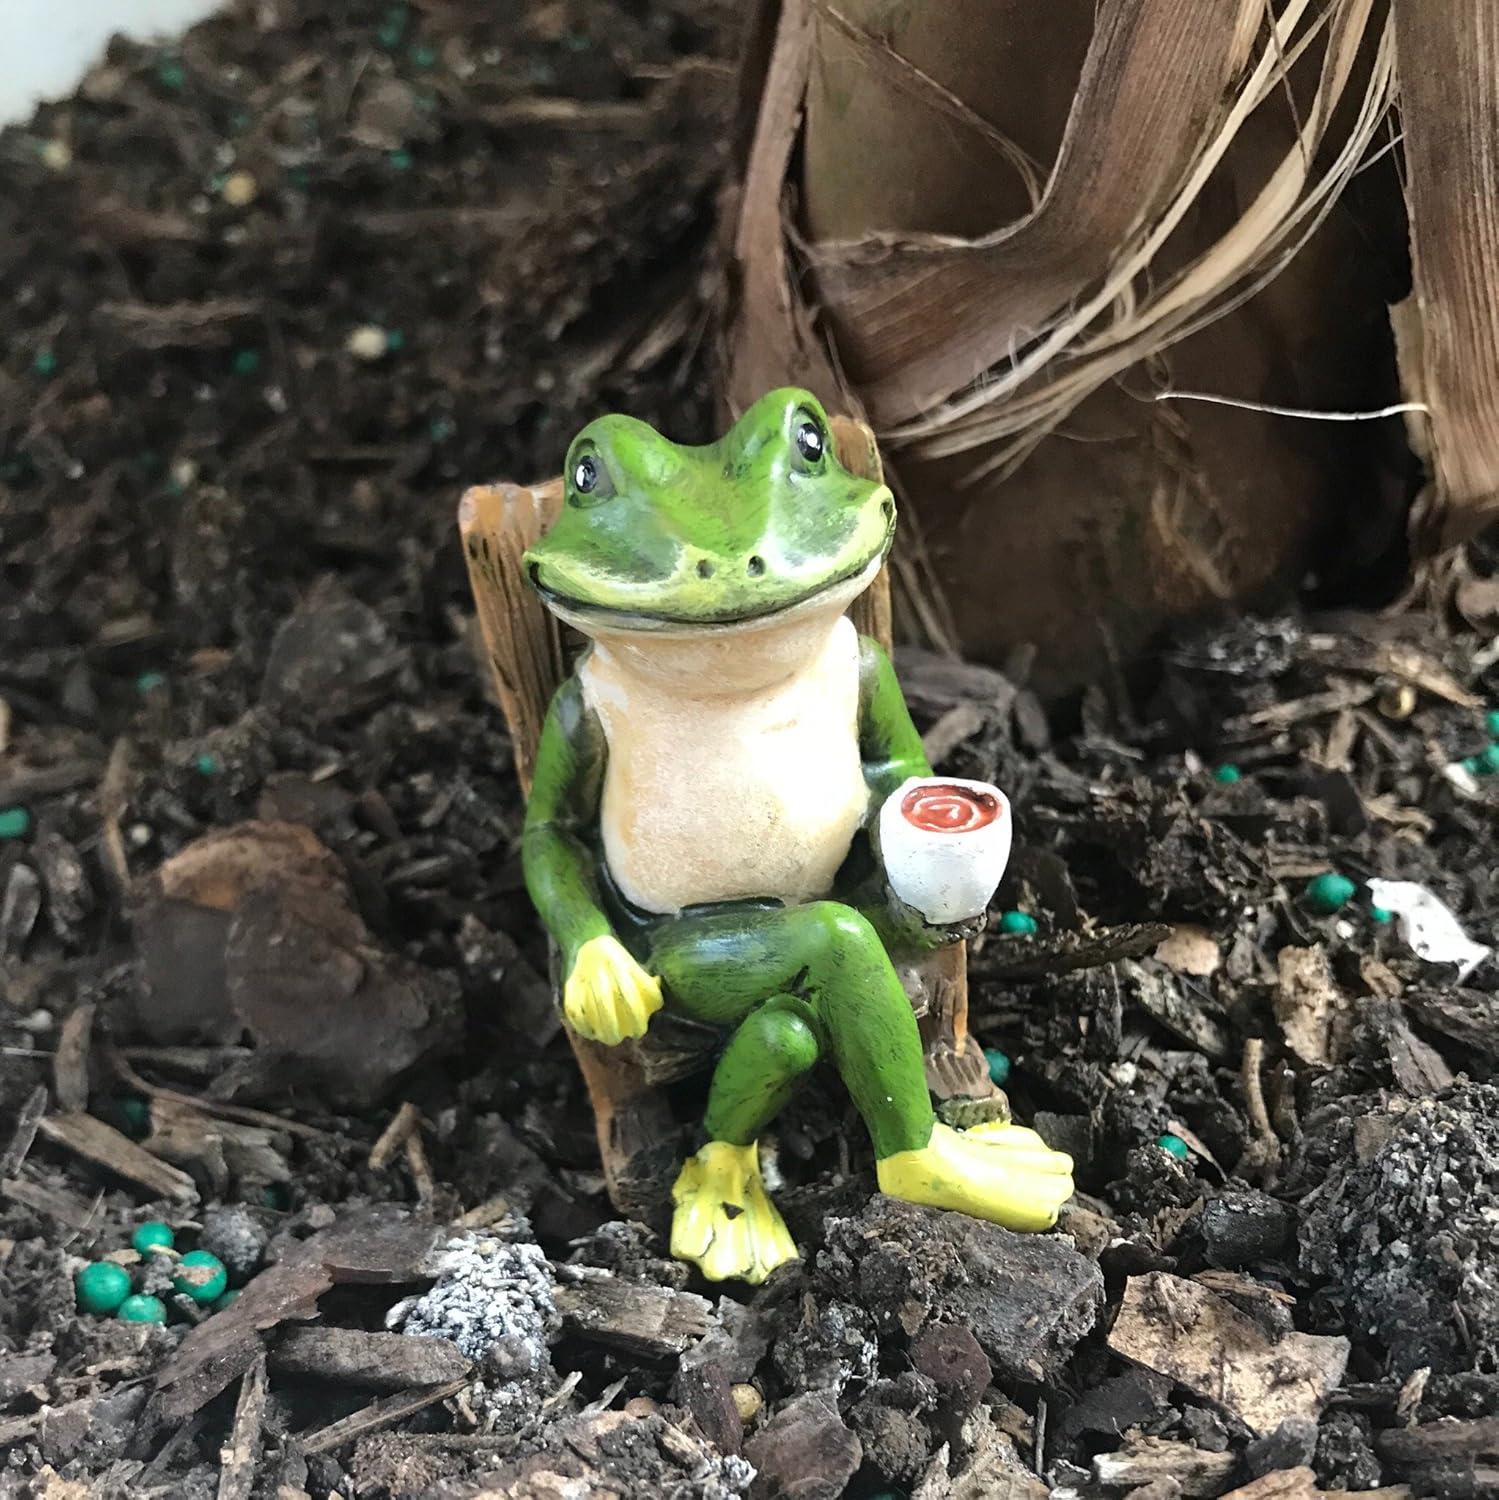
<box><xmin>37</xmin><ymin>1113</ymin><xmax>198</xmax><ymax>1203</ymax></box>
<box><xmin>270</xmin><ymin>1328</ymin><xmax>470</xmax><ymax>1390</ymax></box>
<box><xmin>553</xmin><ymin>1276</ymin><xmax>714</xmax><ymax>1359</ymax></box>
<box><xmin>457</xmin><ymin>479</ymin><xmax>565</xmax><ymax>796</ymax></box>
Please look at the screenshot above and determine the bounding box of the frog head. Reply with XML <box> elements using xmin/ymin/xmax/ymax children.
<box><xmin>524</xmin><ymin>388</ymin><xmax>895</xmax><ymax>631</ymax></box>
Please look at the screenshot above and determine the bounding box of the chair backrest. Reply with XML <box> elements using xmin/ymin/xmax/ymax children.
<box><xmin>459</xmin><ymin>416</ymin><xmax>892</xmax><ymax>793</ymax></box>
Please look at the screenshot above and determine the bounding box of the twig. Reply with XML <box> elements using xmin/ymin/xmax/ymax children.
<box><xmin>0</xmin><ymin>1085</ymin><xmax>48</xmax><ymax>1177</ymax></box>
<box><xmin>2</xmin><ymin>1175</ymin><xmax>101</xmax><ymax>1232</ymax></box>
<box><xmin>1242</xmin><ymin>1039</ymin><xmax>1276</xmax><ymax>1140</ymax></box>
<box><xmin>296</xmin><ymin>1376</ymin><xmax>469</xmax><ymax>1456</ymax></box>
<box><xmin>454</xmin><ymin>1194</ymin><xmax>512</xmax><ymax>1229</ymax></box>
<box><xmin>97</xmin><ymin>738</ymin><xmax>134</xmax><ymax>900</ymax></box>
<box><xmin>1239</xmin><ymin>1038</ymin><xmax>1282</xmax><ymax>1182</ymax></box>
<box><xmin>368</xmin><ymin>1101</ymin><xmax>421</xmax><ymax>1170</ymax></box>
<box><xmin>404</xmin><ymin>1129</ymin><xmax>436</xmax><ymax>1208</ymax></box>
<box><xmin>108</xmin><ymin>1049</ymin><xmax>337</xmax><ymax>1142</ymax></box>
<box><xmin>217</xmin><ymin>1355</ymin><xmax>268</xmax><ymax>1500</ymax></box>
<box><xmin>53</xmin><ymin>1003</ymin><xmax>95</xmax><ymax>1115</ymax></box>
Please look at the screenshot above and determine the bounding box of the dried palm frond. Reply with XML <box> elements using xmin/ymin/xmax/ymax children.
<box><xmin>721</xmin><ymin>0</ymin><xmax>1422</xmax><ymax>686</ymax></box>
<box><xmin>806</xmin><ymin>0</ymin><xmax>1395</xmax><ymax>480</ymax></box>
<box><xmin>1391</xmin><ymin>1</ymin><xmax>1499</xmax><ymax>553</ymax></box>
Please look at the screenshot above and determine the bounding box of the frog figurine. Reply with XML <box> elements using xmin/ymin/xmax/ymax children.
<box><xmin>521</xmin><ymin>388</ymin><xmax>1074</xmax><ymax>1283</ymax></box>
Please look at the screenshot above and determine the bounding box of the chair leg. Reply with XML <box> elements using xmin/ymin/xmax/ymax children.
<box><xmin>567</xmin><ymin>1029</ymin><xmax>683</xmax><ymax>1226</ymax></box>
<box><xmin>918</xmin><ymin>944</ymin><xmax>996</xmax><ymax>1101</ymax></box>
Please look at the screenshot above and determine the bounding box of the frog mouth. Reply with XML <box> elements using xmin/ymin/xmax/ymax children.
<box><xmin>531</xmin><ymin>536</ymin><xmax>892</xmax><ymax>635</ymax></box>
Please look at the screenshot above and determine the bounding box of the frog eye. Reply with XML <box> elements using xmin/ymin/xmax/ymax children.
<box><xmin>567</xmin><ymin>447</ymin><xmax>614</xmax><ymax>508</ymax></box>
<box><xmin>793</xmin><ymin>412</ymin><xmax>826</xmax><ymax>469</ymax></box>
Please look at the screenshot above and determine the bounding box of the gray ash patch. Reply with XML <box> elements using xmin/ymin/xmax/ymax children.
<box><xmin>390</xmin><ymin>1235</ymin><xmax>560</xmax><ymax>1427</ymax></box>
<box><xmin>1299</xmin><ymin>1083</ymin><xmax>1499</xmax><ymax>1378</ymax></box>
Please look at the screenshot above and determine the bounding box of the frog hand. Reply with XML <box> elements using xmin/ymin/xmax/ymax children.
<box><xmin>563</xmin><ymin>935</ymin><xmax>663</xmax><ymax>1045</ymax></box>
<box><xmin>881</xmin><ymin>881</ymin><xmax>986</xmax><ymax>951</ymax></box>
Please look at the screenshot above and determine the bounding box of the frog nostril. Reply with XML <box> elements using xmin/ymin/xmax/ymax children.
<box><xmin>746</xmin><ymin>555</ymin><xmax>766</xmax><ymax>578</ymax></box>
<box><xmin>696</xmin><ymin>558</ymin><xmax>715</xmax><ymax>579</ymax></box>
<box><xmin>881</xmin><ymin>498</ymin><xmax>894</xmax><ymax>523</ymax></box>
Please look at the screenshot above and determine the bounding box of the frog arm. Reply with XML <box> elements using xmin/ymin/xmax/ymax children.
<box><xmin>522</xmin><ymin>675</ymin><xmax>611</xmax><ymax>974</ymax></box>
<box><xmin>857</xmin><ymin>635</ymin><xmax>932</xmax><ymax>805</ymax></box>
<box><xmin>856</xmin><ymin>637</ymin><xmax>980</xmax><ymax>950</ymax></box>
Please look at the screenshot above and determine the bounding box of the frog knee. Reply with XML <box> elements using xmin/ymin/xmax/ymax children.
<box><xmin>799</xmin><ymin>901</ymin><xmax>883</xmax><ymax>960</ymax></box>
<box><xmin>755</xmin><ymin>1009</ymin><xmax>820</xmax><ymax>1075</ymax></box>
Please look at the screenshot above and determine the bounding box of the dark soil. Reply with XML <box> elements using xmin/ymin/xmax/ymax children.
<box><xmin>4</xmin><ymin>4</ymin><xmax>1499</xmax><ymax>1498</ymax></box>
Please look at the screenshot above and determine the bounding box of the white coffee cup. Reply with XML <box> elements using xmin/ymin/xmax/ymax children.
<box><xmin>878</xmin><ymin>776</ymin><xmax>1013</xmax><ymax>925</ymax></box>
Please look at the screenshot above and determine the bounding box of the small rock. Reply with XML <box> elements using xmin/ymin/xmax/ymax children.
<box><xmin>350</xmin><ymin>76</ymin><xmax>433</xmax><ymax>149</ymax></box>
<box><xmin>1199</xmin><ymin>1190</ymin><xmax>1294</xmax><ymax>1267</ymax></box>
<box><xmin>1246</xmin><ymin>1416</ymin><xmax>1318</xmax><ymax>1476</ymax></box>
<box><xmin>38</xmin><ymin>1386</ymin><xmax>149</xmax><ymax>1467</ymax></box>
<box><xmin>909</xmin><ymin>1324</ymin><xmax>991</xmax><ymax>1414</ymax></box>
<box><xmin>220</xmin><ymin>170</ymin><xmax>258</xmax><ymax>206</ymax></box>
<box><xmin>260</xmin><ymin>579</ymin><xmax>412</xmax><ymax>723</ymax></box>
<box><xmin>1180</xmin><ymin>1404</ymin><xmax>1232</xmax><ymax>1452</ymax></box>
<box><xmin>1313</xmin><ymin>1410</ymin><xmax>1382</xmax><ymax>1491</ymax></box>
<box><xmin>1154</xmin><ymin>924</ymin><xmax>1221</xmax><ymax>976</ymax></box>
<box><xmin>1299</xmin><ymin>1083</ymin><xmax>1499</xmax><ymax>1377</ymax></box>
<box><xmin>744</xmin><ymin>1392</ymin><xmax>861</xmax><ymax>1500</ymax></box>
<box><xmin>346</xmin><ymin>324</ymin><xmax>391</xmax><ymax>361</ymax></box>
<box><xmin>847</xmin><ymin>1399</ymin><xmax>932</xmax><ymax>1485</ymax></box>
<box><xmin>199</xmin><ymin>1206</ymin><xmax>269</xmax><ymax>1283</ymax></box>
<box><xmin>770</xmin><ymin>1297</ymin><xmax>877</xmax><ymax>1395</ymax></box>
<box><xmin>820</xmin><ymin>1198</ymin><xmax>1102</xmax><ymax>1385</ymax></box>
<box><xmin>1054</xmin><ymin>1368</ymin><xmax>1174</xmax><ymax>1449</ymax></box>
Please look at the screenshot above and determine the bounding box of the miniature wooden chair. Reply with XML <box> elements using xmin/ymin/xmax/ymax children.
<box><xmin>460</xmin><ymin>416</ymin><xmax>997</xmax><ymax>1222</ymax></box>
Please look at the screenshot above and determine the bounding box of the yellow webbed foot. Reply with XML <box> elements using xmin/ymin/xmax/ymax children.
<box><xmin>876</xmin><ymin>1120</ymin><xmax>1074</xmax><ymax>1232</ymax></box>
<box><xmin>562</xmin><ymin>935</ymin><xmax>663</xmax><ymax>1045</ymax></box>
<box><xmin>670</xmin><ymin>1141</ymin><xmax>799</xmax><ymax>1284</ymax></box>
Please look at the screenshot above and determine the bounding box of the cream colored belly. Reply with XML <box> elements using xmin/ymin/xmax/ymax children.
<box><xmin>579</xmin><ymin>617</ymin><xmax>869</xmax><ymax>914</ymax></box>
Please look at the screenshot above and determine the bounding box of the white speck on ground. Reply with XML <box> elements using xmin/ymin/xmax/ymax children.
<box><xmin>1366</xmin><ymin>878</ymin><xmax>1492</xmax><ymax>981</ymax></box>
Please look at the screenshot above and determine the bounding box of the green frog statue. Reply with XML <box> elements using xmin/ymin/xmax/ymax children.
<box><xmin>518</xmin><ymin>388</ymin><xmax>1073</xmax><ymax>1283</ymax></box>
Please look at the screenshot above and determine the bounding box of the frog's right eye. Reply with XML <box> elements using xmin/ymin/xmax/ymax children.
<box><xmin>567</xmin><ymin>447</ymin><xmax>614</xmax><ymax>507</ymax></box>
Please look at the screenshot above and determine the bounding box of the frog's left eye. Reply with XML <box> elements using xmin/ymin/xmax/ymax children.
<box><xmin>793</xmin><ymin>412</ymin><xmax>826</xmax><ymax>468</ymax></box>
<box><xmin>567</xmin><ymin>446</ymin><xmax>615</xmax><ymax>507</ymax></box>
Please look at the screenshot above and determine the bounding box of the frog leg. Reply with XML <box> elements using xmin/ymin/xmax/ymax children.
<box><xmin>649</xmin><ymin>901</ymin><xmax>935</xmax><ymax>1158</ymax></box>
<box><xmin>652</xmin><ymin>902</ymin><xmax>1073</xmax><ymax>1258</ymax></box>
<box><xmin>670</xmin><ymin>996</ymin><xmax>815</xmax><ymax>1283</ymax></box>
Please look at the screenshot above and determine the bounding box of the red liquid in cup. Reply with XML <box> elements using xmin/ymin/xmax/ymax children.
<box><xmin>900</xmin><ymin>783</ymin><xmax>1001</xmax><ymax>834</ymax></box>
